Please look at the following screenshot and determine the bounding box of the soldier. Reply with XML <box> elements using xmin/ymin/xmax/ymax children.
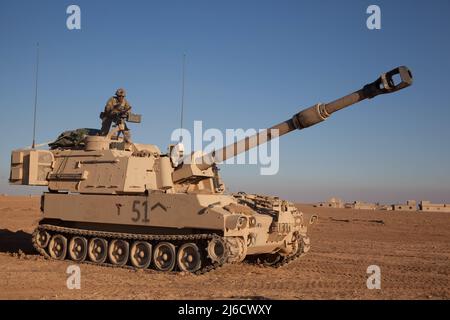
<box><xmin>100</xmin><ymin>88</ymin><xmax>132</xmax><ymax>142</ymax></box>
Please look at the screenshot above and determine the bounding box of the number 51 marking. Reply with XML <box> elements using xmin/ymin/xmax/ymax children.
<box><xmin>132</xmin><ymin>200</ymin><xmax>150</xmax><ymax>223</ymax></box>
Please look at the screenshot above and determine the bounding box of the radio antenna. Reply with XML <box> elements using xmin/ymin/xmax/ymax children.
<box><xmin>32</xmin><ymin>42</ymin><xmax>40</xmax><ymax>149</ymax></box>
<box><xmin>179</xmin><ymin>53</ymin><xmax>186</xmax><ymax>143</ymax></box>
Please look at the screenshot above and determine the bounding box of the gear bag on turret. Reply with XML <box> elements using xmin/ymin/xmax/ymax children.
<box><xmin>48</xmin><ymin>128</ymin><xmax>101</xmax><ymax>149</ymax></box>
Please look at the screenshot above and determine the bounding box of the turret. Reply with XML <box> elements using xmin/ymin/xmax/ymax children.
<box><xmin>9</xmin><ymin>66</ymin><xmax>413</xmax><ymax>196</ymax></box>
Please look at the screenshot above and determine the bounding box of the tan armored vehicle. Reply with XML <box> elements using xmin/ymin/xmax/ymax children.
<box><xmin>9</xmin><ymin>66</ymin><xmax>412</xmax><ymax>274</ymax></box>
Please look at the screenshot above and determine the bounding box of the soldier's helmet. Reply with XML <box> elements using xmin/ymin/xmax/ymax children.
<box><xmin>115</xmin><ymin>88</ymin><xmax>126</xmax><ymax>97</ymax></box>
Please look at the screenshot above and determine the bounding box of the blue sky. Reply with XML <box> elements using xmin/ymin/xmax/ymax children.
<box><xmin>0</xmin><ymin>0</ymin><xmax>449</xmax><ymax>203</ymax></box>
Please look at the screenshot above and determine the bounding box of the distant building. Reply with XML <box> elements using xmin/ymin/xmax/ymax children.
<box><xmin>315</xmin><ymin>197</ymin><xmax>344</xmax><ymax>208</ymax></box>
<box><xmin>419</xmin><ymin>200</ymin><xmax>450</xmax><ymax>213</ymax></box>
<box><xmin>377</xmin><ymin>204</ymin><xmax>393</xmax><ymax>211</ymax></box>
<box><xmin>391</xmin><ymin>200</ymin><xmax>417</xmax><ymax>211</ymax></box>
<box><xmin>345</xmin><ymin>201</ymin><xmax>377</xmax><ymax>210</ymax></box>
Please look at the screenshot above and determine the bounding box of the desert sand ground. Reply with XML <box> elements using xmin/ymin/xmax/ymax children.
<box><xmin>0</xmin><ymin>195</ymin><xmax>448</xmax><ymax>300</ymax></box>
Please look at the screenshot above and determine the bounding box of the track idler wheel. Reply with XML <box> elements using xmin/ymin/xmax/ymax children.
<box><xmin>35</xmin><ymin>230</ymin><xmax>50</xmax><ymax>249</ymax></box>
<box><xmin>224</xmin><ymin>237</ymin><xmax>247</xmax><ymax>263</ymax></box>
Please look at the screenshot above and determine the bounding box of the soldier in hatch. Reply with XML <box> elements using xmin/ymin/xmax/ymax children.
<box><xmin>100</xmin><ymin>88</ymin><xmax>132</xmax><ymax>142</ymax></box>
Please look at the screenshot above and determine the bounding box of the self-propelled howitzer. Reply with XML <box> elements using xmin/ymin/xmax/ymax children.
<box><xmin>9</xmin><ymin>66</ymin><xmax>412</xmax><ymax>273</ymax></box>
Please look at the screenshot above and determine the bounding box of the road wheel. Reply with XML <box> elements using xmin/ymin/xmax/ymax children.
<box><xmin>130</xmin><ymin>241</ymin><xmax>152</xmax><ymax>269</ymax></box>
<box><xmin>153</xmin><ymin>242</ymin><xmax>176</xmax><ymax>272</ymax></box>
<box><xmin>48</xmin><ymin>234</ymin><xmax>67</xmax><ymax>260</ymax></box>
<box><xmin>177</xmin><ymin>243</ymin><xmax>202</xmax><ymax>272</ymax></box>
<box><xmin>88</xmin><ymin>238</ymin><xmax>108</xmax><ymax>263</ymax></box>
<box><xmin>108</xmin><ymin>239</ymin><xmax>129</xmax><ymax>266</ymax></box>
<box><xmin>68</xmin><ymin>236</ymin><xmax>88</xmax><ymax>262</ymax></box>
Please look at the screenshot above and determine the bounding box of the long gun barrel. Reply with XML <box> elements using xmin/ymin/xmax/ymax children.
<box><xmin>192</xmin><ymin>66</ymin><xmax>413</xmax><ymax>170</ymax></box>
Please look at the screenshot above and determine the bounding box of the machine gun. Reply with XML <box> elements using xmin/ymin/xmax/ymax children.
<box><xmin>99</xmin><ymin>105</ymin><xmax>142</xmax><ymax>144</ymax></box>
<box><xmin>100</xmin><ymin>107</ymin><xmax>142</xmax><ymax>124</ymax></box>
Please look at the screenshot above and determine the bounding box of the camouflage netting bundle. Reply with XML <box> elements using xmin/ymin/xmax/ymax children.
<box><xmin>48</xmin><ymin>128</ymin><xmax>101</xmax><ymax>149</ymax></box>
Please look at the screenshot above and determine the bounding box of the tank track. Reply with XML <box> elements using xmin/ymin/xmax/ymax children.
<box><xmin>245</xmin><ymin>237</ymin><xmax>310</xmax><ymax>268</ymax></box>
<box><xmin>244</xmin><ymin>250</ymin><xmax>306</xmax><ymax>269</ymax></box>
<box><xmin>32</xmin><ymin>224</ymin><xmax>224</xmax><ymax>275</ymax></box>
<box><xmin>32</xmin><ymin>224</ymin><xmax>309</xmax><ymax>273</ymax></box>
<box><xmin>264</xmin><ymin>248</ymin><xmax>306</xmax><ymax>268</ymax></box>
